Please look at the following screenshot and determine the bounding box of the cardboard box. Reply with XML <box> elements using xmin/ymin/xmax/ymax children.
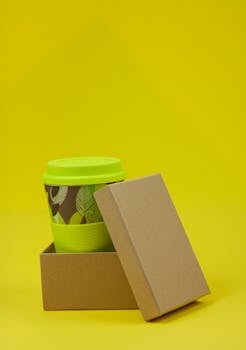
<box><xmin>94</xmin><ymin>174</ymin><xmax>210</xmax><ymax>321</ymax></box>
<box><xmin>40</xmin><ymin>243</ymin><xmax>137</xmax><ymax>310</ymax></box>
<box><xmin>40</xmin><ymin>173</ymin><xmax>210</xmax><ymax>321</ymax></box>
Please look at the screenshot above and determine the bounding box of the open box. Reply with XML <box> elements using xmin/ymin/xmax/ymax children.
<box><xmin>40</xmin><ymin>243</ymin><xmax>137</xmax><ymax>310</ymax></box>
<box><xmin>40</xmin><ymin>174</ymin><xmax>210</xmax><ymax>321</ymax></box>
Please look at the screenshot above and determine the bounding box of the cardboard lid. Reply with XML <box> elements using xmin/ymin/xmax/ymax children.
<box><xmin>94</xmin><ymin>174</ymin><xmax>210</xmax><ymax>321</ymax></box>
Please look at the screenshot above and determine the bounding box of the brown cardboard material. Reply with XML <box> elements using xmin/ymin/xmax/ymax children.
<box><xmin>94</xmin><ymin>173</ymin><xmax>210</xmax><ymax>321</ymax></box>
<box><xmin>40</xmin><ymin>244</ymin><xmax>137</xmax><ymax>310</ymax></box>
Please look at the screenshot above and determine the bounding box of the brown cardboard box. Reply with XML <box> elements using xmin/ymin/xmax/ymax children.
<box><xmin>40</xmin><ymin>173</ymin><xmax>210</xmax><ymax>320</ymax></box>
<box><xmin>40</xmin><ymin>244</ymin><xmax>137</xmax><ymax>310</ymax></box>
<box><xmin>94</xmin><ymin>174</ymin><xmax>210</xmax><ymax>321</ymax></box>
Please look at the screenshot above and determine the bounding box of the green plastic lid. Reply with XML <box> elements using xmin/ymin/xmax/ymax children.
<box><xmin>43</xmin><ymin>156</ymin><xmax>127</xmax><ymax>185</ymax></box>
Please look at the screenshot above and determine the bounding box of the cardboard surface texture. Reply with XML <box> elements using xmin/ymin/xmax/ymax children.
<box><xmin>94</xmin><ymin>173</ymin><xmax>210</xmax><ymax>321</ymax></box>
<box><xmin>40</xmin><ymin>244</ymin><xmax>137</xmax><ymax>310</ymax></box>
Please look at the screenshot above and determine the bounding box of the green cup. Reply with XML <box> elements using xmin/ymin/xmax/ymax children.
<box><xmin>43</xmin><ymin>157</ymin><xmax>127</xmax><ymax>253</ymax></box>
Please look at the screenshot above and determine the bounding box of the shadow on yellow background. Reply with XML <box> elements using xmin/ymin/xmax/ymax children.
<box><xmin>0</xmin><ymin>1</ymin><xmax>245</xmax><ymax>349</ymax></box>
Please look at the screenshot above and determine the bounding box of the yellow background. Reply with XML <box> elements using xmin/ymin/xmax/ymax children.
<box><xmin>1</xmin><ymin>1</ymin><xmax>245</xmax><ymax>349</ymax></box>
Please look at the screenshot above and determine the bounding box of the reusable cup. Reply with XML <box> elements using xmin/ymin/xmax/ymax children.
<box><xmin>43</xmin><ymin>157</ymin><xmax>127</xmax><ymax>253</ymax></box>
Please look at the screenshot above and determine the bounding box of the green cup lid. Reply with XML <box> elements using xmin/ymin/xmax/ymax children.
<box><xmin>43</xmin><ymin>156</ymin><xmax>127</xmax><ymax>185</ymax></box>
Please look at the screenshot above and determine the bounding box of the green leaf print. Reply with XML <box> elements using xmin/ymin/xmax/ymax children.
<box><xmin>69</xmin><ymin>211</ymin><xmax>83</xmax><ymax>224</ymax></box>
<box><xmin>53</xmin><ymin>212</ymin><xmax>65</xmax><ymax>224</ymax></box>
<box><xmin>76</xmin><ymin>185</ymin><xmax>103</xmax><ymax>223</ymax></box>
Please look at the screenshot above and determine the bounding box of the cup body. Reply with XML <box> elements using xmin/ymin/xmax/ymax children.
<box><xmin>43</xmin><ymin>157</ymin><xmax>127</xmax><ymax>253</ymax></box>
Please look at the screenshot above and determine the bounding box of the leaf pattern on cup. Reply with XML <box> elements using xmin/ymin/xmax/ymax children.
<box><xmin>76</xmin><ymin>185</ymin><xmax>103</xmax><ymax>223</ymax></box>
<box><xmin>49</xmin><ymin>186</ymin><xmax>68</xmax><ymax>205</ymax></box>
<box><xmin>45</xmin><ymin>184</ymin><xmax>104</xmax><ymax>224</ymax></box>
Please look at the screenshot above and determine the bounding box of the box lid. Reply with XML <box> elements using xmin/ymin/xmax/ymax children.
<box><xmin>94</xmin><ymin>173</ymin><xmax>210</xmax><ymax>321</ymax></box>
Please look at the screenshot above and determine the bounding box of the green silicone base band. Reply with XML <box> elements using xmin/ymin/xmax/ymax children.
<box><xmin>51</xmin><ymin>221</ymin><xmax>115</xmax><ymax>253</ymax></box>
